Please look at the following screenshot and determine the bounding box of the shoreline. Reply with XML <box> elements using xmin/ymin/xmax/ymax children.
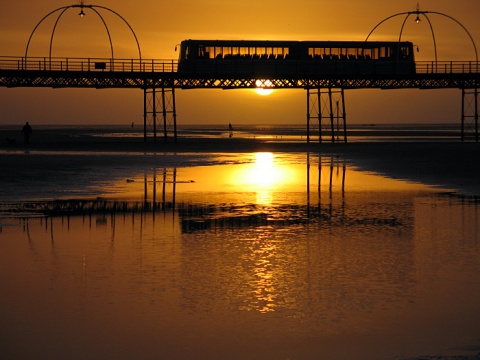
<box><xmin>0</xmin><ymin>138</ymin><xmax>479</xmax><ymax>198</ymax></box>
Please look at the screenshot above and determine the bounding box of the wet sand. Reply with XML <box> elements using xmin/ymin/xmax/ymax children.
<box><xmin>1</xmin><ymin>136</ymin><xmax>479</xmax><ymax>198</ymax></box>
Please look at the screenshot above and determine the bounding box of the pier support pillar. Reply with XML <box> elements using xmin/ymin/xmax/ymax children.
<box><xmin>143</xmin><ymin>85</ymin><xmax>177</xmax><ymax>142</ymax></box>
<box><xmin>307</xmin><ymin>88</ymin><xmax>347</xmax><ymax>143</ymax></box>
<box><xmin>461</xmin><ymin>88</ymin><xmax>479</xmax><ymax>142</ymax></box>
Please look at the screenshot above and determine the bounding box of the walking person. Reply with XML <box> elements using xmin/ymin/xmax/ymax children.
<box><xmin>21</xmin><ymin>121</ymin><xmax>32</xmax><ymax>145</ymax></box>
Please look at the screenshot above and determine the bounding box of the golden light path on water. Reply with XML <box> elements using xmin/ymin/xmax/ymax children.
<box><xmin>110</xmin><ymin>152</ymin><xmax>431</xmax><ymax>205</ymax></box>
<box><xmin>104</xmin><ymin>152</ymin><xmax>440</xmax><ymax>315</ymax></box>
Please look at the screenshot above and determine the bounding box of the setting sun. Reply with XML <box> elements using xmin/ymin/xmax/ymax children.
<box><xmin>255</xmin><ymin>79</ymin><xmax>274</xmax><ymax>96</ymax></box>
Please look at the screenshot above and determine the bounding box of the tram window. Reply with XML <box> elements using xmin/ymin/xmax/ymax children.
<box><xmin>347</xmin><ymin>48</ymin><xmax>357</xmax><ymax>59</ymax></box>
<box><xmin>215</xmin><ymin>47</ymin><xmax>222</xmax><ymax>59</ymax></box>
<box><xmin>362</xmin><ymin>48</ymin><xmax>370</xmax><ymax>59</ymax></box>
<box><xmin>198</xmin><ymin>45</ymin><xmax>205</xmax><ymax>58</ymax></box>
<box><xmin>223</xmin><ymin>47</ymin><xmax>232</xmax><ymax>57</ymax></box>
<box><xmin>310</xmin><ymin>48</ymin><xmax>325</xmax><ymax>58</ymax></box>
<box><xmin>360</xmin><ymin>48</ymin><xmax>374</xmax><ymax>60</ymax></box>
<box><xmin>205</xmin><ymin>46</ymin><xmax>214</xmax><ymax>59</ymax></box>
<box><xmin>400</xmin><ymin>46</ymin><xmax>410</xmax><ymax>59</ymax></box>
<box><xmin>185</xmin><ymin>45</ymin><xmax>190</xmax><ymax>60</ymax></box>
<box><xmin>239</xmin><ymin>47</ymin><xmax>249</xmax><ymax>56</ymax></box>
<box><xmin>320</xmin><ymin>48</ymin><xmax>331</xmax><ymax>59</ymax></box>
<box><xmin>379</xmin><ymin>47</ymin><xmax>387</xmax><ymax>59</ymax></box>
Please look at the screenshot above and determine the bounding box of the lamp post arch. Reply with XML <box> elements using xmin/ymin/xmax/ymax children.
<box><xmin>364</xmin><ymin>4</ymin><xmax>478</xmax><ymax>142</ymax></box>
<box><xmin>24</xmin><ymin>3</ymin><xmax>142</xmax><ymax>68</ymax></box>
<box><xmin>365</xmin><ymin>5</ymin><xmax>478</xmax><ymax>68</ymax></box>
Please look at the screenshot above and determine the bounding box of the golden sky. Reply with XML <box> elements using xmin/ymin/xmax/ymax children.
<box><xmin>1</xmin><ymin>0</ymin><xmax>479</xmax><ymax>125</ymax></box>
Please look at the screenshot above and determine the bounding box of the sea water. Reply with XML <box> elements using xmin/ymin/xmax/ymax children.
<box><xmin>0</xmin><ymin>123</ymin><xmax>465</xmax><ymax>143</ymax></box>
<box><xmin>0</xmin><ymin>152</ymin><xmax>479</xmax><ymax>360</ymax></box>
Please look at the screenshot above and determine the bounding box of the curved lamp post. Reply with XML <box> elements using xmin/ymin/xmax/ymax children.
<box><xmin>365</xmin><ymin>2</ymin><xmax>478</xmax><ymax>71</ymax></box>
<box><xmin>24</xmin><ymin>1</ymin><xmax>142</xmax><ymax>68</ymax></box>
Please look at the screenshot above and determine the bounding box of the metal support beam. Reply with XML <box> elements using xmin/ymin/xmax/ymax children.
<box><xmin>307</xmin><ymin>87</ymin><xmax>347</xmax><ymax>143</ymax></box>
<box><xmin>461</xmin><ymin>88</ymin><xmax>479</xmax><ymax>142</ymax></box>
<box><xmin>306</xmin><ymin>88</ymin><xmax>320</xmax><ymax>143</ymax></box>
<box><xmin>143</xmin><ymin>87</ymin><xmax>147</xmax><ymax>142</ymax></box>
<box><xmin>143</xmin><ymin>85</ymin><xmax>177</xmax><ymax>142</ymax></box>
<box><xmin>160</xmin><ymin>86</ymin><xmax>177</xmax><ymax>142</ymax></box>
<box><xmin>143</xmin><ymin>86</ymin><xmax>158</xmax><ymax>141</ymax></box>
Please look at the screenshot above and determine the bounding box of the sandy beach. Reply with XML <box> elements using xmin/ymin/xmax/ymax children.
<box><xmin>1</xmin><ymin>134</ymin><xmax>479</xmax><ymax>198</ymax></box>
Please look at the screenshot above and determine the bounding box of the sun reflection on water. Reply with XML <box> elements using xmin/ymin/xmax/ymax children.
<box><xmin>251</xmin><ymin>238</ymin><xmax>278</xmax><ymax>313</ymax></box>
<box><xmin>251</xmin><ymin>152</ymin><xmax>276</xmax><ymax>187</ymax></box>
<box><xmin>239</xmin><ymin>152</ymin><xmax>298</xmax><ymax>205</ymax></box>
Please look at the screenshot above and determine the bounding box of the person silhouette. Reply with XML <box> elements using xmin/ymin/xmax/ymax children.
<box><xmin>21</xmin><ymin>122</ymin><xmax>32</xmax><ymax>145</ymax></box>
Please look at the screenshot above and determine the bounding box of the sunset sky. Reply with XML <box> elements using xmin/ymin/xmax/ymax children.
<box><xmin>0</xmin><ymin>0</ymin><xmax>479</xmax><ymax>126</ymax></box>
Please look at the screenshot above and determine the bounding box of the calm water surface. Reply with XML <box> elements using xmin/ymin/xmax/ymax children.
<box><xmin>1</xmin><ymin>153</ymin><xmax>479</xmax><ymax>360</ymax></box>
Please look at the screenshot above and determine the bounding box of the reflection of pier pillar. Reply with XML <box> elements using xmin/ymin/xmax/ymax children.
<box><xmin>307</xmin><ymin>152</ymin><xmax>311</xmax><ymax>214</ymax></box>
<box><xmin>142</xmin><ymin>168</ymin><xmax>177</xmax><ymax>211</ymax></box>
<box><xmin>462</xmin><ymin>88</ymin><xmax>479</xmax><ymax>142</ymax></box>
<box><xmin>306</xmin><ymin>87</ymin><xmax>347</xmax><ymax>143</ymax></box>
<box><xmin>306</xmin><ymin>154</ymin><xmax>347</xmax><ymax>224</ymax></box>
<box><xmin>307</xmin><ymin>154</ymin><xmax>346</xmax><ymax>208</ymax></box>
<box><xmin>143</xmin><ymin>84</ymin><xmax>177</xmax><ymax>142</ymax></box>
<box><xmin>153</xmin><ymin>168</ymin><xmax>157</xmax><ymax>206</ymax></box>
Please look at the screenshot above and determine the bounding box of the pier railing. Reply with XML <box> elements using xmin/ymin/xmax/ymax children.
<box><xmin>0</xmin><ymin>56</ymin><xmax>479</xmax><ymax>75</ymax></box>
<box><xmin>0</xmin><ymin>57</ymin><xmax>178</xmax><ymax>72</ymax></box>
<box><xmin>415</xmin><ymin>61</ymin><xmax>479</xmax><ymax>74</ymax></box>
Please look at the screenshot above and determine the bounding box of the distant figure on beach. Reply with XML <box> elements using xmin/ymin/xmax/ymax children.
<box><xmin>21</xmin><ymin>122</ymin><xmax>32</xmax><ymax>145</ymax></box>
<box><xmin>228</xmin><ymin>123</ymin><xmax>233</xmax><ymax>138</ymax></box>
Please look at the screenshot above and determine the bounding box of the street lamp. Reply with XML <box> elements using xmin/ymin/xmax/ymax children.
<box><xmin>415</xmin><ymin>2</ymin><xmax>421</xmax><ymax>24</ymax></box>
<box><xmin>79</xmin><ymin>0</ymin><xmax>85</xmax><ymax>17</ymax></box>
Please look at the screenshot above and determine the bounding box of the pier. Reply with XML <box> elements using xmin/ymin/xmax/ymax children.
<box><xmin>0</xmin><ymin>3</ymin><xmax>479</xmax><ymax>142</ymax></box>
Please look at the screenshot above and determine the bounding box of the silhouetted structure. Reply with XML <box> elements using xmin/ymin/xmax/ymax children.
<box><xmin>0</xmin><ymin>3</ymin><xmax>478</xmax><ymax>142</ymax></box>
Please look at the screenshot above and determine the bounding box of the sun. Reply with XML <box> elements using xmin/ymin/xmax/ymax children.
<box><xmin>255</xmin><ymin>79</ymin><xmax>274</xmax><ymax>96</ymax></box>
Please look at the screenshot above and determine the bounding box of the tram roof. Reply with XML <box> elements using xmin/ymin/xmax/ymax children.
<box><xmin>180</xmin><ymin>39</ymin><xmax>414</xmax><ymax>47</ymax></box>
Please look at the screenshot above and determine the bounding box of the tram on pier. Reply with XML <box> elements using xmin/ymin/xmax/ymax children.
<box><xmin>177</xmin><ymin>40</ymin><xmax>416</xmax><ymax>76</ymax></box>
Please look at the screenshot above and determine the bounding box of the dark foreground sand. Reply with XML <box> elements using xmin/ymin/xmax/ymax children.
<box><xmin>1</xmin><ymin>136</ymin><xmax>479</xmax><ymax>198</ymax></box>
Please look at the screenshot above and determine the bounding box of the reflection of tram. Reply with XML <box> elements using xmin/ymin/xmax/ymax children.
<box><xmin>177</xmin><ymin>40</ymin><xmax>416</xmax><ymax>76</ymax></box>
